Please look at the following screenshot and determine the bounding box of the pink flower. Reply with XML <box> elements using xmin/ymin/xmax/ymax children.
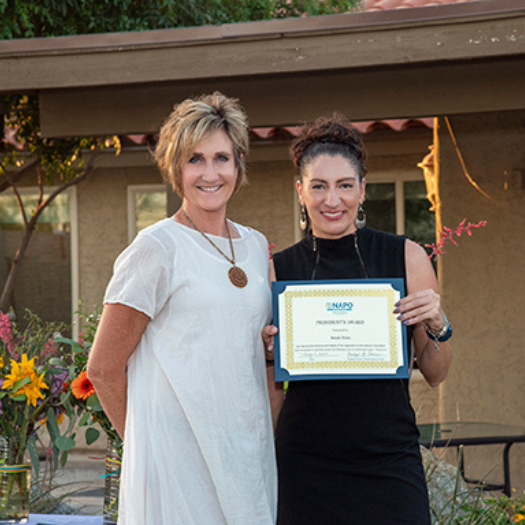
<box><xmin>426</xmin><ymin>219</ymin><xmax>487</xmax><ymax>260</ymax></box>
<box><xmin>42</xmin><ymin>338</ymin><xmax>57</xmax><ymax>357</ymax></box>
<box><xmin>0</xmin><ymin>313</ymin><xmax>17</xmax><ymax>357</ymax></box>
<box><xmin>0</xmin><ymin>312</ymin><xmax>12</xmax><ymax>344</ymax></box>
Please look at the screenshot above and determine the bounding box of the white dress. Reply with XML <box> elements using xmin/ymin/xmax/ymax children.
<box><xmin>104</xmin><ymin>218</ymin><xmax>277</xmax><ymax>525</ymax></box>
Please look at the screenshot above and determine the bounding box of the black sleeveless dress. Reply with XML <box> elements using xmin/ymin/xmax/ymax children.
<box><xmin>273</xmin><ymin>227</ymin><xmax>430</xmax><ymax>525</ymax></box>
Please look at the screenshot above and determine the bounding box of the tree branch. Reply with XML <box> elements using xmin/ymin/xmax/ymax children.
<box><xmin>0</xmin><ymin>149</ymin><xmax>101</xmax><ymax>313</ymax></box>
<box><xmin>3</xmin><ymin>169</ymin><xmax>29</xmax><ymax>227</ymax></box>
<box><xmin>32</xmin><ymin>149</ymin><xmax>101</xmax><ymax>225</ymax></box>
<box><xmin>0</xmin><ymin>158</ymin><xmax>39</xmax><ymax>194</ymax></box>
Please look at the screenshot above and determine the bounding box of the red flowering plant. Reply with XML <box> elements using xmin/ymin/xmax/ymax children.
<box><xmin>425</xmin><ymin>219</ymin><xmax>487</xmax><ymax>260</ymax></box>
<box><xmin>56</xmin><ymin>307</ymin><xmax>122</xmax><ymax>449</ymax></box>
<box><xmin>0</xmin><ymin>310</ymin><xmax>78</xmax><ymax>478</ymax></box>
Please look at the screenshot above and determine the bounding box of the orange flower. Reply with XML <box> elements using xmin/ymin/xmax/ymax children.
<box><xmin>41</xmin><ymin>410</ymin><xmax>65</xmax><ymax>427</ymax></box>
<box><xmin>71</xmin><ymin>371</ymin><xmax>96</xmax><ymax>400</ymax></box>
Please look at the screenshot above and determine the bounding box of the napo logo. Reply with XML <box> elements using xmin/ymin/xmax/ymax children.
<box><xmin>325</xmin><ymin>301</ymin><xmax>353</xmax><ymax>312</ymax></box>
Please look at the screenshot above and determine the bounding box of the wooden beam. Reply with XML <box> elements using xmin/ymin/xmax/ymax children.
<box><xmin>40</xmin><ymin>57</ymin><xmax>525</xmax><ymax>137</ymax></box>
<box><xmin>0</xmin><ymin>2</ymin><xmax>524</xmax><ymax>92</ymax></box>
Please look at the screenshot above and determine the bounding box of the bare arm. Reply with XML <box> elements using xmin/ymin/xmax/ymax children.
<box><xmin>264</xmin><ymin>259</ymin><xmax>284</xmax><ymax>430</ymax></box>
<box><xmin>87</xmin><ymin>303</ymin><xmax>150</xmax><ymax>439</ymax></box>
<box><xmin>395</xmin><ymin>240</ymin><xmax>453</xmax><ymax>387</ymax></box>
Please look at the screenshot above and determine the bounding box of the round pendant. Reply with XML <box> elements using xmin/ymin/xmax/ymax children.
<box><xmin>228</xmin><ymin>266</ymin><xmax>248</xmax><ymax>288</ymax></box>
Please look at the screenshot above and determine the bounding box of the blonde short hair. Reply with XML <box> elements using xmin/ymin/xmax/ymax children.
<box><xmin>154</xmin><ymin>92</ymin><xmax>250</xmax><ymax>195</ymax></box>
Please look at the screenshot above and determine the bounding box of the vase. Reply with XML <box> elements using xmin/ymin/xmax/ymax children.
<box><xmin>103</xmin><ymin>438</ymin><xmax>122</xmax><ymax>525</ymax></box>
<box><xmin>0</xmin><ymin>436</ymin><xmax>31</xmax><ymax>524</ymax></box>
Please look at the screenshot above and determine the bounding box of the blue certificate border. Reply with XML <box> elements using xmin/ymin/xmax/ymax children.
<box><xmin>271</xmin><ymin>278</ymin><xmax>409</xmax><ymax>381</ymax></box>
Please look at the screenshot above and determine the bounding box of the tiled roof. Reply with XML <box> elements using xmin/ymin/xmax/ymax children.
<box><xmin>362</xmin><ymin>0</ymin><xmax>478</xmax><ymax>11</ymax></box>
<box><xmin>250</xmin><ymin>118</ymin><xmax>433</xmax><ymax>142</ymax></box>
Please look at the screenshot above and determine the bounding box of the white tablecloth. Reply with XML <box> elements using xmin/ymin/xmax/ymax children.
<box><xmin>27</xmin><ymin>515</ymin><xmax>103</xmax><ymax>525</ymax></box>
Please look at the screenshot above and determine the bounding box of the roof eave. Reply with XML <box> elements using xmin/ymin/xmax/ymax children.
<box><xmin>0</xmin><ymin>0</ymin><xmax>524</xmax><ymax>93</ymax></box>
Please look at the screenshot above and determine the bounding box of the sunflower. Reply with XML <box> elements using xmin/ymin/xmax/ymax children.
<box><xmin>71</xmin><ymin>371</ymin><xmax>96</xmax><ymax>400</ymax></box>
<box><xmin>1</xmin><ymin>354</ymin><xmax>49</xmax><ymax>406</ymax></box>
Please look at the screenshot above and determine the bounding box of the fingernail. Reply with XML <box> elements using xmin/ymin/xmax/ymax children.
<box><xmin>393</xmin><ymin>308</ymin><xmax>400</xmax><ymax>314</ymax></box>
<box><xmin>403</xmin><ymin>320</ymin><xmax>410</xmax><ymax>325</ymax></box>
<box><xmin>394</xmin><ymin>301</ymin><xmax>400</xmax><ymax>307</ymax></box>
<box><xmin>397</xmin><ymin>314</ymin><xmax>403</xmax><ymax>320</ymax></box>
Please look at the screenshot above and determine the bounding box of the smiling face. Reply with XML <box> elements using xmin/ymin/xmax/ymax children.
<box><xmin>297</xmin><ymin>154</ymin><xmax>366</xmax><ymax>239</ymax></box>
<box><xmin>180</xmin><ymin>129</ymin><xmax>238</xmax><ymax>217</ymax></box>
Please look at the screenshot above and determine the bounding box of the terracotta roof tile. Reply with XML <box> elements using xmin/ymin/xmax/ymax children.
<box><xmin>362</xmin><ymin>0</ymin><xmax>477</xmax><ymax>11</ymax></box>
<box><xmin>250</xmin><ymin>119</ymin><xmax>433</xmax><ymax>142</ymax></box>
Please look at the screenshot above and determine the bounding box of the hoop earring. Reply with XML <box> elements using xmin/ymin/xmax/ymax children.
<box><xmin>299</xmin><ymin>205</ymin><xmax>308</xmax><ymax>231</ymax></box>
<box><xmin>355</xmin><ymin>204</ymin><xmax>366</xmax><ymax>230</ymax></box>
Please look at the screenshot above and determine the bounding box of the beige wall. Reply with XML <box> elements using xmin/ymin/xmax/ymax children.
<box><xmin>230</xmin><ymin>159</ymin><xmax>296</xmax><ymax>252</ymax></box>
<box><xmin>438</xmin><ymin>111</ymin><xmax>525</xmax><ymax>491</ymax></box>
<box><xmin>0</xmin><ymin>229</ymin><xmax>71</xmax><ymax>324</ymax></box>
<box><xmin>78</xmin><ymin>157</ymin><xmax>161</xmax><ymax>311</ymax></box>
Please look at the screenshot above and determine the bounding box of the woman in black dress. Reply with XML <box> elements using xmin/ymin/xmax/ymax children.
<box><xmin>264</xmin><ymin>115</ymin><xmax>453</xmax><ymax>525</ymax></box>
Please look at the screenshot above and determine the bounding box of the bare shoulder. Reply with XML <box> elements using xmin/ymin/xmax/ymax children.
<box><xmin>405</xmin><ymin>239</ymin><xmax>437</xmax><ymax>292</ymax></box>
<box><xmin>405</xmin><ymin>238</ymin><xmax>430</xmax><ymax>263</ymax></box>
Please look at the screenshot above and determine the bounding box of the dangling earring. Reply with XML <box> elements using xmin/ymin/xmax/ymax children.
<box><xmin>355</xmin><ymin>203</ymin><xmax>366</xmax><ymax>230</ymax></box>
<box><xmin>299</xmin><ymin>204</ymin><xmax>308</xmax><ymax>231</ymax></box>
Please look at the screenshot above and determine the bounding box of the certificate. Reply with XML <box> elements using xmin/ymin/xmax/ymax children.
<box><xmin>272</xmin><ymin>279</ymin><xmax>409</xmax><ymax>381</ymax></box>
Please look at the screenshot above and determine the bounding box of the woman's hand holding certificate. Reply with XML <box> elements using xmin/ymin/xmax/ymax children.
<box><xmin>272</xmin><ymin>279</ymin><xmax>409</xmax><ymax>381</ymax></box>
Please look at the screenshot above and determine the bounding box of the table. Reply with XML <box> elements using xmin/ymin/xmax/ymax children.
<box><xmin>26</xmin><ymin>515</ymin><xmax>102</xmax><ymax>525</ymax></box>
<box><xmin>418</xmin><ymin>421</ymin><xmax>525</xmax><ymax>496</ymax></box>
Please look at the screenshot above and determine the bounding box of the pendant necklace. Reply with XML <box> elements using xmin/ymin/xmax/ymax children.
<box><xmin>182</xmin><ymin>209</ymin><xmax>248</xmax><ymax>288</ymax></box>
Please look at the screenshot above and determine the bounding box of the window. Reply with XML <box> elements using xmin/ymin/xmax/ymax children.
<box><xmin>127</xmin><ymin>185</ymin><xmax>168</xmax><ymax>242</ymax></box>
<box><xmin>365</xmin><ymin>170</ymin><xmax>435</xmax><ymax>246</ymax></box>
<box><xmin>0</xmin><ymin>188</ymin><xmax>76</xmax><ymax>326</ymax></box>
<box><xmin>403</xmin><ymin>180</ymin><xmax>435</xmax><ymax>248</ymax></box>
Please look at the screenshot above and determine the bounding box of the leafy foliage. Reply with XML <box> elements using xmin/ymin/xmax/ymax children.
<box><xmin>1</xmin><ymin>94</ymin><xmax>104</xmax><ymax>186</ymax></box>
<box><xmin>0</xmin><ymin>0</ymin><xmax>361</xmax><ymax>39</ymax></box>
<box><xmin>58</xmin><ymin>305</ymin><xmax>122</xmax><ymax>448</ymax></box>
<box><xmin>0</xmin><ymin>310</ymin><xmax>77</xmax><ymax>475</ymax></box>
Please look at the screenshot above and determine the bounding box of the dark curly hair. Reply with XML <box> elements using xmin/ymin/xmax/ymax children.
<box><xmin>290</xmin><ymin>113</ymin><xmax>367</xmax><ymax>181</ymax></box>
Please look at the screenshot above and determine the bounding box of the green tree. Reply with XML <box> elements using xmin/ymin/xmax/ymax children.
<box><xmin>0</xmin><ymin>0</ymin><xmax>361</xmax><ymax>313</ymax></box>
<box><xmin>0</xmin><ymin>0</ymin><xmax>360</xmax><ymax>38</ymax></box>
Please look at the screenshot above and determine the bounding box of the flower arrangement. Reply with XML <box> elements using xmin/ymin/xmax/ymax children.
<box><xmin>0</xmin><ymin>310</ymin><xmax>83</xmax><ymax>519</ymax></box>
<box><xmin>0</xmin><ymin>306</ymin><xmax>121</xmax><ymax>472</ymax></box>
<box><xmin>0</xmin><ymin>310</ymin><xmax>76</xmax><ymax>476</ymax></box>
<box><xmin>57</xmin><ymin>308</ymin><xmax>122</xmax><ymax>523</ymax></box>
<box><xmin>57</xmin><ymin>307</ymin><xmax>121</xmax><ymax>448</ymax></box>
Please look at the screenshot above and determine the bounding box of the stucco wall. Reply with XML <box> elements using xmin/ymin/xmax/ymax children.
<box><xmin>78</xmin><ymin>159</ymin><xmax>162</xmax><ymax>311</ymax></box>
<box><xmin>438</xmin><ymin>111</ymin><xmax>525</xmax><ymax>492</ymax></box>
<box><xmin>229</xmin><ymin>159</ymin><xmax>296</xmax><ymax>252</ymax></box>
<box><xmin>0</xmin><ymin>229</ymin><xmax>71</xmax><ymax>324</ymax></box>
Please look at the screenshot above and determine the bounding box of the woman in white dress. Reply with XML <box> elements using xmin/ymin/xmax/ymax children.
<box><xmin>87</xmin><ymin>92</ymin><xmax>277</xmax><ymax>525</ymax></box>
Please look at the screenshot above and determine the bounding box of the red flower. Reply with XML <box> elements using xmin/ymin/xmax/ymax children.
<box><xmin>71</xmin><ymin>371</ymin><xmax>96</xmax><ymax>400</ymax></box>
<box><xmin>425</xmin><ymin>218</ymin><xmax>487</xmax><ymax>260</ymax></box>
